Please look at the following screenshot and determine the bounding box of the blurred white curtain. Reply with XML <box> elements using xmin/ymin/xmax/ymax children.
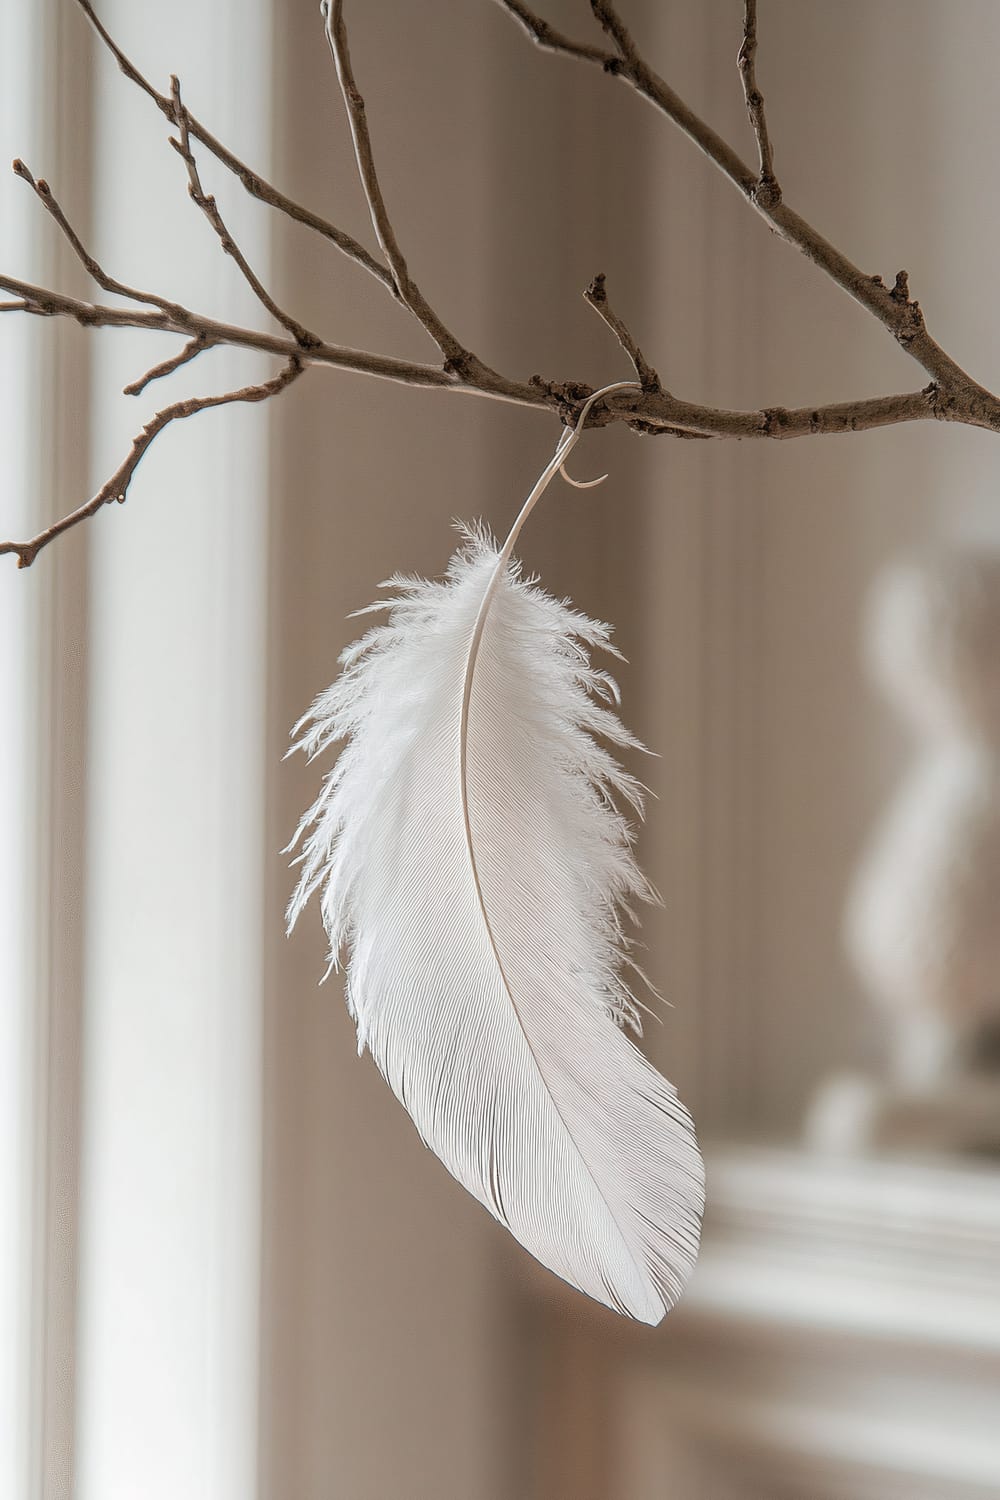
<box><xmin>75</xmin><ymin>1</ymin><xmax>273</xmax><ymax>1498</ymax></box>
<box><xmin>1</xmin><ymin>0</ymin><xmax>275</xmax><ymax>1495</ymax></box>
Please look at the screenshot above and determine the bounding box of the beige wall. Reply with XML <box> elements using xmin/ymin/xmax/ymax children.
<box><xmin>263</xmin><ymin>4</ymin><xmax>1000</xmax><ymax>1497</ymax></box>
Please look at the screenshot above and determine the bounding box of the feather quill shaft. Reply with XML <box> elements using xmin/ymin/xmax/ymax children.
<box><xmin>288</xmin><ymin>388</ymin><xmax>704</xmax><ymax>1323</ymax></box>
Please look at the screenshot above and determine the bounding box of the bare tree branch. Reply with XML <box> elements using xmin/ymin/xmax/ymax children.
<box><xmin>0</xmin><ymin>357</ymin><xmax>304</xmax><ymax>569</ymax></box>
<box><xmin>4</xmin><ymin>1</ymin><xmax>1000</xmax><ymax>567</ymax></box>
<box><xmin>0</xmin><ymin>270</ymin><xmax>976</xmax><ymax>432</ymax></box>
<box><xmin>0</xmin><ymin>271</ymin><xmax>471</xmax><ymax>388</ymax></box>
<box><xmin>584</xmin><ymin>273</ymin><xmax>660</xmax><ymax>392</ymax></box>
<box><xmin>1</xmin><ymin>270</ymin><xmax>971</xmax><ymax>439</ymax></box>
<box><xmin>73</xmin><ymin>0</ymin><xmax>394</xmax><ymax>294</ymax></box>
<box><xmin>167</xmin><ymin>76</ymin><xmax>320</xmax><ymax>349</ymax></box>
<box><xmin>737</xmin><ymin>0</ymin><xmax>779</xmax><ymax>209</ymax></box>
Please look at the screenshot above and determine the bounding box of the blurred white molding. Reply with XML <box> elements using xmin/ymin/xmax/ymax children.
<box><xmin>693</xmin><ymin>1146</ymin><xmax>1000</xmax><ymax>1356</ymax></box>
<box><xmin>534</xmin><ymin>1147</ymin><xmax>1000</xmax><ymax>1500</ymax></box>
<box><xmin>638</xmin><ymin>1146</ymin><xmax>1000</xmax><ymax>1500</ymax></box>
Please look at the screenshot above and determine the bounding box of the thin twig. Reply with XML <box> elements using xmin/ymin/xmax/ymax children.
<box><xmin>737</xmin><ymin>0</ymin><xmax>779</xmax><ymax>208</ymax></box>
<box><xmin>590</xmin><ymin>0</ymin><xmax>632</xmax><ymax>58</ymax></box>
<box><xmin>322</xmin><ymin>0</ymin><xmax>494</xmax><ymax>380</ymax></box>
<box><xmin>0</xmin><ymin>273</ymin><xmax>471</xmax><ymax>387</ymax></box>
<box><xmin>489</xmin><ymin>0</ymin><xmax>609</xmax><ymax>63</ymax></box>
<box><xmin>122</xmin><ymin>333</ymin><xmax>218</xmax><ymax>397</ymax></box>
<box><xmin>584</xmin><ymin>274</ymin><xmax>660</xmax><ymax>391</ymax></box>
<box><xmin>0</xmin><ymin>357</ymin><xmax>303</xmax><ymax>569</ymax></box>
<box><xmin>168</xmin><ymin>76</ymin><xmax>320</xmax><ymax>350</ymax></box>
<box><xmin>13</xmin><ymin>159</ymin><xmax>188</xmax><ymax>320</ymax></box>
<box><xmin>72</xmin><ymin>0</ymin><xmax>394</xmax><ymax>294</ymax></box>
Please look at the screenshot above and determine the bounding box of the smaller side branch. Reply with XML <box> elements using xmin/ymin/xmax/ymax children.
<box><xmin>323</xmin><ymin>0</ymin><xmax>493</xmax><ymax>380</ymax></box>
<box><xmin>3</xmin><ymin>276</ymin><xmax>994</xmax><ymax>437</ymax></box>
<box><xmin>13</xmin><ymin>159</ymin><xmax>187</xmax><ymax>320</ymax></box>
<box><xmin>1</xmin><ymin>357</ymin><xmax>303</xmax><ymax>569</ymax></box>
<box><xmin>590</xmin><ymin>0</ymin><xmax>632</xmax><ymax>60</ymax></box>
<box><xmin>491</xmin><ymin>0</ymin><xmax>609</xmax><ymax>62</ymax></box>
<box><xmin>73</xmin><ymin>0</ymin><xmax>394</xmax><ymax>293</ymax></box>
<box><xmin>504</xmin><ymin>0</ymin><xmax>986</xmax><ymax>405</ymax></box>
<box><xmin>168</xmin><ymin>77</ymin><xmax>320</xmax><ymax>351</ymax></box>
<box><xmin>122</xmin><ymin>333</ymin><xmax>218</xmax><ymax>397</ymax></box>
<box><xmin>737</xmin><ymin>0</ymin><xmax>780</xmax><ymax>208</ymax></box>
<box><xmin>584</xmin><ymin>273</ymin><xmax>660</xmax><ymax>392</ymax></box>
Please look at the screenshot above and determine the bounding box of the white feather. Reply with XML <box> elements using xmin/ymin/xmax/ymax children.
<box><xmin>287</xmin><ymin>524</ymin><xmax>704</xmax><ymax>1324</ymax></box>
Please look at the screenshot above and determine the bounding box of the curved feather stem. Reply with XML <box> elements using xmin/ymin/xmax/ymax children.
<box><xmin>499</xmin><ymin>381</ymin><xmax>641</xmax><ymax>579</ymax></box>
<box><xmin>459</xmin><ymin>381</ymin><xmax>641</xmax><ymax>775</ymax></box>
<box><xmin>457</xmin><ymin>382</ymin><xmax>641</xmax><ymax>1020</ymax></box>
<box><xmin>459</xmin><ymin>380</ymin><xmax>642</xmax><ymax>837</ymax></box>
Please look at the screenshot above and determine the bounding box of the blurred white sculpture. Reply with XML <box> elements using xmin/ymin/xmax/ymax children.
<box><xmin>809</xmin><ymin>545</ymin><xmax>1000</xmax><ymax>1153</ymax></box>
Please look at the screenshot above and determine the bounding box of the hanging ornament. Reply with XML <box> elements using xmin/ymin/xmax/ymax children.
<box><xmin>287</xmin><ymin>383</ymin><xmax>704</xmax><ymax>1323</ymax></box>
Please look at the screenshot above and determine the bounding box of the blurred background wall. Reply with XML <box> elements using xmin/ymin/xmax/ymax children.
<box><xmin>3</xmin><ymin>2</ymin><xmax>1000</xmax><ymax>1498</ymax></box>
